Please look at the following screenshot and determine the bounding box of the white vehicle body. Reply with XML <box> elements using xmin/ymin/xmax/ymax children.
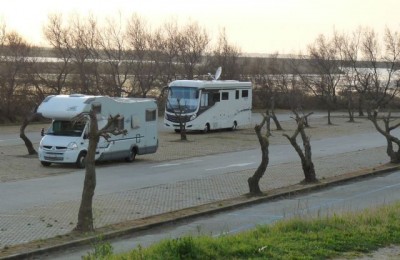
<box><xmin>37</xmin><ymin>94</ymin><xmax>158</xmax><ymax>168</ymax></box>
<box><xmin>164</xmin><ymin>80</ymin><xmax>252</xmax><ymax>132</ymax></box>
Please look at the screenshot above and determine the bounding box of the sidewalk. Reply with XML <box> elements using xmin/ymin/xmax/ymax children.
<box><xmin>1</xmin><ymin>144</ymin><xmax>398</xmax><ymax>259</ymax></box>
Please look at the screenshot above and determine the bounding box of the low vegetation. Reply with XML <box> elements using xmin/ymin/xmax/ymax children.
<box><xmin>84</xmin><ymin>202</ymin><xmax>400</xmax><ymax>259</ymax></box>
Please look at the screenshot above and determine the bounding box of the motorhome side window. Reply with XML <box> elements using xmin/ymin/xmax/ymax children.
<box><xmin>212</xmin><ymin>92</ymin><xmax>220</xmax><ymax>102</ymax></box>
<box><xmin>242</xmin><ymin>90</ymin><xmax>249</xmax><ymax>98</ymax></box>
<box><xmin>146</xmin><ymin>109</ymin><xmax>156</xmax><ymax>122</ymax></box>
<box><xmin>221</xmin><ymin>92</ymin><xmax>229</xmax><ymax>100</ymax></box>
<box><xmin>235</xmin><ymin>90</ymin><xmax>239</xmax><ymax>99</ymax></box>
<box><xmin>199</xmin><ymin>90</ymin><xmax>218</xmax><ymax>111</ymax></box>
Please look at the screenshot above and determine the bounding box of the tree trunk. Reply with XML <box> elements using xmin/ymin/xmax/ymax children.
<box><xmin>327</xmin><ymin>108</ymin><xmax>332</xmax><ymax>125</ymax></box>
<box><xmin>265</xmin><ymin>110</ymin><xmax>271</xmax><ymax>136</ymax></box>
<box><xmin>385</xmin><ymin>136</ymin><xmax>400</xmax><ymax>163</ymax></box>
<box><xmin>75</xmin><ymin>112</ymin><xmax>98</xmax><ymax>232</ymax></box>
<box><xmin>74</xmin><ymin>109</ymin><xmax>127</xmax><ymax>232</ymax></box>
<box><xmin>271</xmin><ymin>111</ymin><xmax>283</xmax><ymax>131</ymax></box>
<box><xmin>180</xmin><ymin>121</ymin><xmax>187</xmax><ymax>141</ymax></box>
<box><xmin>368</xmin><ymin>110</ymin><xmax>400</xmax><ymax>164</ymax></box>
<box><xmin>284</xmin><ymin>112</ymin><xmax>318</xmax><ymax>184</ymax></box>
<box><xmin>358</xmin><ymin>95</ymin><xmax>364</xmax><ymax>117</ymax></box>
<box><xmin>19</xmin><ymin>112</ymin><xmax>39</xmax><ymax>155</ymax></box>
<box><xmin>248</xmin><ymin>116</ymin><xmax>269</xmax><ymax>195</ymax></box>
<box><xmin>75</xmin><ymin>162</ymin><xmax>96</xmax><ymax>232</ymax></box>
<box><xmin>269</xmin><ymin>96</ymin><xmax>283</xmax><ymax>131</ymax></box>
<box><xmin>347</xmin><ymin>91</ymin><xmax>355</xmax><ymax>123</ymax></box>
<box><xmin>300</xmin><ymin>130</ymin><xmax>317</xmax><ymax>183</ymax></box>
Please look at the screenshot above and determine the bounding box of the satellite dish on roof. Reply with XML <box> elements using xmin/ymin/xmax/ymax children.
<box><xmin>215</xmin><ymin>67</ymin><xmax>222</xmax><ymax>80</ymax></box>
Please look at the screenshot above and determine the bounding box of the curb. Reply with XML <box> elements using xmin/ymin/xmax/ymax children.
<box><xmin>2</xmin><ymin>163</ymin><xmax>399</xmax><ymax>259</ymax></box>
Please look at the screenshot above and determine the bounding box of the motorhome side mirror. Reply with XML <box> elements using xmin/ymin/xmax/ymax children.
<box><xmin>40</xmin><ymin>128</ymin><xmax>45</xmax><ymax>137</ymax></box>
<box><xmin>83</xmin><ymin>133</ymin><xmax>88</xmax><ymax>139</ymax></box>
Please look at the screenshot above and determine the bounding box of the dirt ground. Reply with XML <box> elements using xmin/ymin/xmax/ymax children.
<box><xmin>0</xmin><ymin>114</ymin><xmax>378</xmax><ymax>183</ymax></box>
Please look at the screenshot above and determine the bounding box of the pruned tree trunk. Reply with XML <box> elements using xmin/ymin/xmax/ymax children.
<box><xmin>170</xmin><ymin>98</ymin><xmax>187</xmax><ymax>140</ymax></box>
<box><xmin>300</xmin><ymin>110</ymin><xmax>313</xmax><ymax>128</ymax></box>
<box><xmin>179</xmin><ymin>119</ymin><xmax>187</xmax><ymax>141</ymax></box>
<box><xmin>248</xmin><ymin>113</ymin><xmax>269</xmax><ymax>195</ymax></box>
<box><xmin>75</xmin><ymin>107</ymin><xmax>127</xmax><ymax>232</ymax></box>
<box><xmin>327</xmin><ymin>108</ymin><xmax>332</xmax><ymax>125</ymax></box>
<box><xmin>270</xmin><ymin>96</ymin><xmax>283</xmax><ymax>130</ymax></box>
<box><xmin>368</xmin><ymin>109</ymin><xmax>400</xmax><ymax>163</ymax></box>
<box><xmin>347</xmin><ymin>90</ymin><xmax>355</xmax><ymax>123</ymax></box>
<box><xmin>271</xmin><ymin>110</ymin><xmax>283</xmax><ymax>131</ymax></box>
<box><xmin>265</xmin><ymin>110</ymin><xmax>271</xmax><ymax>137</ymax></box>
<box><xmin>358</xmin><ymin>95</ymin><xmax>364</xmax><ymax>117</ymax></box>
<box><xmin>19</xmin><ymin>111</ymin><xmax>39</xmax><ymax>155</ymax></box>
<box><xmin>75</xmin><ymin>110</ymin><xmax>98</xmax><ymax>232</ymax></box>
<box><xmin>283</xmin><ymin>111</ymin><xmax>318</xmax><ymax>183</ymax></box>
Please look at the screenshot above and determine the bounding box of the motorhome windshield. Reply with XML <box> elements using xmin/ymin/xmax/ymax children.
<box><xmin>166</xmin><ymin>86</ymin><xmax>199</xmax><ymax>113</ymax></box>
<box><xmin>47</xmin><ymin>120</ymin><xmax>86</xmax><ymax>137</ymax></box>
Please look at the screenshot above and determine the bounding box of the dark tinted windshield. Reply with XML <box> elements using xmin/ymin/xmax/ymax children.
<box><xmin>47</xmin><ymin>120</ymin><xmax>86</xmax><ymax>137</ymax></box>
<box><xmin>166</xmin><ymin>87</ymin><xmax>199</xmax><ymax>113</ymax></box>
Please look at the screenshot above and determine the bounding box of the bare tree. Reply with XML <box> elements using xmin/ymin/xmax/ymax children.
<box><xmin>340</xmin><ymin>28</ymin><xmax>367</xmax><ymax>117</ymax></box>
<box><xmin>368</xmin><ymin>109</ymin><xmax>400</xmax><ymax>163</ymax></box>
<box><xmin>207</xmin><ymin>28</ymin><xmax>241</xmax><ymax>80</ymax></box>
<box><xmin>63</xmin><ymin>14</ymin><xmax>100</xmax><ymax>95</ymax></box>
<box><xmin>0</xmin><ymin>28</ymin><xmax>40</xmax><ymax>155</ymax></box>
<box><xmin>177</xmin><ymin>21</ymin><xmax>210</xmax><ymax>79</ymax></box>
<box><xmin>283</xmin><ymin>111</ymin><xmax>317</xmax><ymax>183</ymax></box>
<box><xmin>248</xmin><ymin>113</ymin><xmax>269</xmax><ymax>195</ymax></box>
<box><xmin>126</xmin><ymin>14</ymin><xmax>161</xmax><ymax>97</ymax></box>
<box><xmin>156</xmin><ymin>19</ymin><xmax>181</xmax><ymax>85</ymax></box>
<box><xmin>364</xmin><ymin>28</ymin><xmax>400</xmax><ymax>108</ymax></box>
<box><xmin>96</xmin><ymin>15</ymin><xmax>133</xmax><ymax>97</ymax></box>
<box><xmin>297</xmin><ymin>34</ymin><xmax>345</xmax><ymax>125</ymax></box>
<box><xmin>250</xmin><ymin>55</ymin><xmax>283</xmax><ymax>132</ymax></box>
<box><xmin>17</xmin><ymin>14</ymin><xmax>72</xmax><ymax>156</ymax></box>
<box><xmin>20</xmin><ymin>108</ymin><xmax>41</xmax><ymax>155</ymax></box>
<box><xmin>74</xmin><ymin>107</ymin><xmax>127</xmax><ymax>232</ymax></box>
<box><xmin>41</xmin><ymin>13</ymin><xmax>73</xmax><ymax>95</ymax></box>
<box><xmin>0</xmin><ymin>30</ymin><xmax>32</xmax><ymax>121</ymax></box>
<box><xmin>341</xmin><ymin>27</ymin><xmax>400</xmax><ymax>116</ymax></box>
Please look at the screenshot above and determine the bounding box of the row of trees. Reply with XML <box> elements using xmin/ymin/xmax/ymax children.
<box><xmin>0</xmin><ymin>13</ymin><xmax>240</xmax><ymax>122</ymax></box>
<box><xmin>0</xmin><ymin>12</ymin><xmax>399</xmax><ymax>124</ymax></box>
<box><xmin>254</xmin><ymin>27</ymin><xmax>400</xmax><ymax>125</ymax></box>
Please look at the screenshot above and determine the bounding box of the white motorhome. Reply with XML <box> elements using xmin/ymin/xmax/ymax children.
<box><xmin>37</xmin><ymin>94</ymin><xmax>158</xmax><ymax>168</ymax></box>
<box><xmin>164</xmin><ymin>78</ymin><xmax>252</xmax><ymax>132</ymax></box>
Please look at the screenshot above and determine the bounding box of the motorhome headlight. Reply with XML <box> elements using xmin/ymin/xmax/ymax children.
<box><xmin>190</xmin><ymin>113</ymin><xmax>197</xmax><ymax>121</ymax></box>
<box><xmin>67</xmin><ymin>142</ymin><xmax>78</xmax><ymax>150</ymax></box>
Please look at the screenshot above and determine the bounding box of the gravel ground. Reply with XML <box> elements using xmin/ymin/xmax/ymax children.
<box><xmin>0</xmin><ymin>114</ymin><xmax>378</xmax><ymax>183</ymax></box>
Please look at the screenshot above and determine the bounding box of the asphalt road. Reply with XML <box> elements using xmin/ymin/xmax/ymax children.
<box><xmin>42</xmin><ymin>169</ymin><xmax>400</xmax><ymax>259</ymax></box>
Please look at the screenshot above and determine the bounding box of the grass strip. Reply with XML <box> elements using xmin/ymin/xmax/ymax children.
<box><xmin>85</xmin><ymin>201</ymin><xmax>400</xmax><ymax>259</ymax></box>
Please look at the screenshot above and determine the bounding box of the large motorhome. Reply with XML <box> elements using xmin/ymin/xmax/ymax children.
<box><xmin>164</xmin><ymin>78</ymin><xmax>252</xmax><ymax>132</ymax></box>
<box><xmin>37</xmin><ymin>94</ymin><xmax>158</xmax><ymax>168</ymax></box>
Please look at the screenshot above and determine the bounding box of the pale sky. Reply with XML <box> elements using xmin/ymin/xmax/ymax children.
<box><xmin>1</xmin><ymin>0</ymin><xmax>399</xmax><ymax>54</ymax></box>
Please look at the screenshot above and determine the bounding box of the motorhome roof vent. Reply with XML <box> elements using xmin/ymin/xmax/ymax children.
<box><xmin>69</xmin><ymin>94</ymin><xmax>85</xmax><ymax>97</ymax></box>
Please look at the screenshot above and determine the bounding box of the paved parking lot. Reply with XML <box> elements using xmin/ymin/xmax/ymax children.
<box><xmin>0</xmin><ymin>114</ymin><xmax>393</xmax><ymax>258</ymax></box>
